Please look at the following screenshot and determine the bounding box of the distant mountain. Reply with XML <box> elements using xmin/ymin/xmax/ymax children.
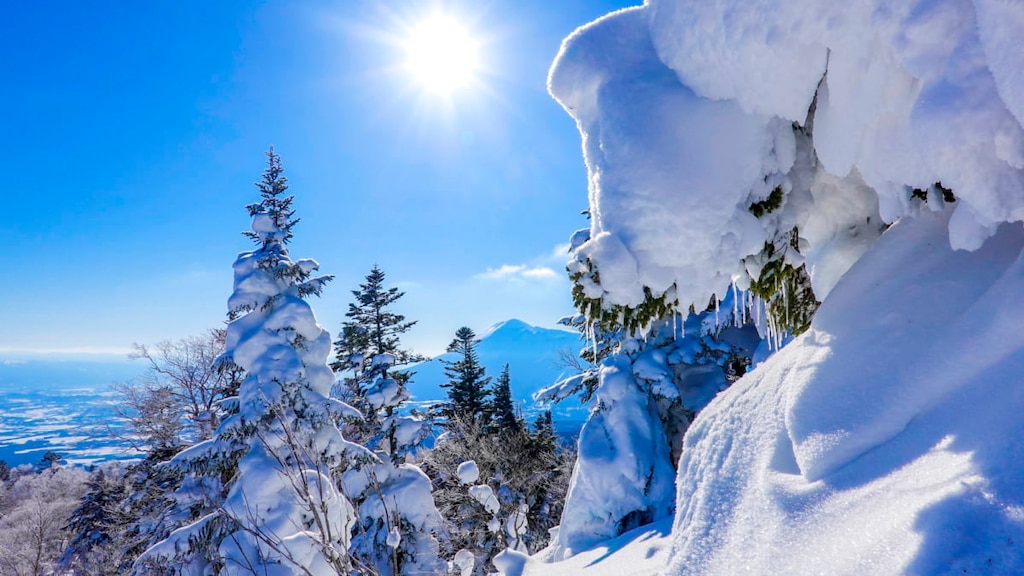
<box><xmin>403</xmin><ymin>319</ymin><xmax>589</xmax><ymax>420</ymax></box>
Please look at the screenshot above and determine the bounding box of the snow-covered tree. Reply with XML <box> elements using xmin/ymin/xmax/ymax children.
<box><xmin>539</xmin><ymin>293</ymin><xmax>762</xmax><ymax>556</ymax></box>
<box><xmin>60</xmin><ymin>465</ymin><xmax>132</xmax><ymax>575</ymax></box>
<box><xmin>0</xmin><ymin>466</ymin><xmax>90</xmax><ymax>576</ymax></box>
<box><xmin>331</xmin><ymin>267</ymin><xmax>444</xmax><ymax>576</ymax></box>
<box><xmin>331</xmin><ymin>265</ymin><xmax>429</xmax><ymax>462</ymax></box>
<box><xmin>440</xmin><ymin>327</ymin><xmax>490</xmax><ymax>423</ymax></box>
<box><xmin>136</xmin><ymin>147</ymin><xmax>361</xmax><ymax>575</ymax></box>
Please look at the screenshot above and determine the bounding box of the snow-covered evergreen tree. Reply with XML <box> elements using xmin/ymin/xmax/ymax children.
<box><xmin>331</xmin><ymin>265</ymin><xmax>429</xmax><ymax>462</ymax></box>
<box><xmin>136</xmin><ymin>148</ymin><xmax>361</xmax><ymax>575</ymax></box>
<box><xmin>331</xmin><ymin>267</ymin><xmax>444</xmax><ymax>576</ymax></box>
<box><xmin>60</xmin><ymin>465</ymin><xmax>132</xmax><ymax>575</ymax></box>
<box><xmin>440</xmin><ymin>327</ymin><xmax>491</xmax><ymax>423</ymax></box>
<box><xmin>539</xmin><ymin>292</ymin><xmax>762</xmax><ymax>556</ymax></box>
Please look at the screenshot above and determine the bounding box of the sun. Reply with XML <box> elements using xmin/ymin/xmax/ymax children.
<box><xmin>403</xmin><ymin>14</ymin><xmax>479</xmax><ymax>95</ymax></box>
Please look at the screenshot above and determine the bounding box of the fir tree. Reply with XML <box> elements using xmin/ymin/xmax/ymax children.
<box><xmin>60</xmin><ymin>467</ymin><xmax>130</xmax><ymax>574</ymax></box>
<box><xmin>488</xmin><ymin>364</ymin><xmax>519</xmax><ymax>432</ymax></box>
<box><xmin>330</xmin><ymin>265</ymin><xmax>427</xmax><ymax>460</ymax></box>
<box><xmin>531</xmin><ymin>409</ymin><xmax>557</xmax><ymax>455</ymax></box>
<box><xmin>332</xmin><ymin>268</ymin><xmax>444</xmax><ymax>576</ymax></box>
<box><xmin>441</xmin><ymin>327</ymin><xmax>491</xmax><ymax>422</ymax></box>
<box><xmin>331</xmin><ymin>264</ymin><xmax>419</xmax><ymax>382</ymax></box>
<box><xmin>135</xmin><ymin>148</ymin><xmax>360</xmax><ymax>575</ymax></box>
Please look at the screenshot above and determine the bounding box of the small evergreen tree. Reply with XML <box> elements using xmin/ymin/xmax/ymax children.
<box><xmin>331</xmin><ymin>265</ymin><xmax>428</xmax><ymax>461</ymax></box>
<box><xmin>531</xmin><ymin>410</ymin><xmax>557</xmax><ymax>456</ymax></box>
<box><xmin>332</xmin><ymin>268</ymin><xmax>444</xmax><ymax>576</ymax></box>
<box><xmin>441</xmin><ymin>327</ymin><xmax>491</xmax><ymax>423</ymax></box>
<box><xmin>488</xmin><ymin>364</ymin><xmax>518</xmax><ymax>432</ymax></box>
<box><xmin>332</xmin><ymin>265</ymin><xmax>419</xmax><ymax>385</ymax></box>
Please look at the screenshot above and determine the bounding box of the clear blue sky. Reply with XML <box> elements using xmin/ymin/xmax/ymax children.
<box><xmin>0</xmin><ymin>1</ymin><xmax>635</xmax><ymax>357</ymax></box>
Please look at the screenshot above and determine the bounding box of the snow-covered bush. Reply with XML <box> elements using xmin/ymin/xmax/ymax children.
<box><xmin>422</xmin><ymin>415</ymin><xmax>574</xmax><ymax>574</ymax></box>
<box><xmin>540</xmin><ymin>293</ymin><xmax>761</xmax><ymax>557</ymax></box>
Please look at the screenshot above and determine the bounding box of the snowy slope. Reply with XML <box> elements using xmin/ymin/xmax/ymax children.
<box><xmin>403</xmin><ymin>320</ymin><xmax>584</xmax><ymax>418</ymax></box>
<box><xmin>666</xmin><ymin>210</ymin><xmax>1024</xmax><ymax>575</ymax></box>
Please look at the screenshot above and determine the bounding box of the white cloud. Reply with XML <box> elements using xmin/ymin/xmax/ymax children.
<box><xmin>551</xmin><ymin>242</ymin><xmax>572</xmax><ymax>258</ymax></box>
<box><xmin>476</xmin><ymin>264</ymin><xmax>560</xmax><ymax>282</ymax></box>
<box><xmin>479</xmin><ymin>264</ymin><xmax>529</xmax><ymax>280</ymax></box>
<box><xmin>521</xmin><ymin>267</ymin><xmax>559</xmax><ymax>279</ymax></box>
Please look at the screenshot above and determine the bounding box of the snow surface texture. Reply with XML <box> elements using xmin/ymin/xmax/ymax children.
<box><xmin>670</xmin><ymin>211</ymin><xmax>1024</xmax><ymax>574</ymax></box>
<box><xmin>518</xmin><ymin>519</ymin><xmax>672</xmax><ymax>576</ymax></box>
<box><xmin>549</xmin><ymin>0</ymin><xmax>1024</xmax><ymax>313</ymax></box>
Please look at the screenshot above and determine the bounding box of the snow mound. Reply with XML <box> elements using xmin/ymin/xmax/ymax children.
<box><xmin>669</xmin><ymin>211</ymin><xmax>1024</xmax><ymax>574</ymax></box>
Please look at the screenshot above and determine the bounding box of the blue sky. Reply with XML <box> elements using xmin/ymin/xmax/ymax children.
<box><xmin>1</xmin><ymin>1</ymin><xmax>635</xmax><ymax>357</ymax></box>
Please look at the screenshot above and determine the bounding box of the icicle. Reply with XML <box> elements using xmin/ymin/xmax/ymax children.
<box><xmin>731</xmin><ymin>282</ymin><xmax>740</xmax><ymax>327</ymax></box>
<box><xmin>714</xmin><ymin>294</ymin><xmax>720</xmax><ymax>328</ymax></box>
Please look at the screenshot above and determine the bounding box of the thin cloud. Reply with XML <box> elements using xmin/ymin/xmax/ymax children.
<box><xmin>521</xmin><ymin>267</ymin><xmax>559</xmax><ymax>279</ymax></box>
<box><xmin>477</xmin><ymin>264</ymin><xmax>560</xmax><ymax>281</ymax></box>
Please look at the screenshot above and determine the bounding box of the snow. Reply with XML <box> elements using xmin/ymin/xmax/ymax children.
<box><xmin>386</xmin><ymin>526</ymin><xmax>401</xmax><ymax>549</ymax></box>
<box><xmin>553</xmin><ymin>354</ymin><xmax>676</xmax><ymax>558</ymax></box>
<box><xmin>665</xmin><ymin>209</ymin><xmax>1024</xmax><ymax>574</ymax></box>
<box><xmin>513</xmin><ymin>518</ymin><xmax>672</xmax><ymax>576</ymax></box>
<box><xmin>549</xmin><ymin>0</ymin><xmax>1024</xmax><ymax>316</ymax></box>
<box><xmin>469</xmin><ymin>483</ymin><xmax>500</xmax><ymax>515</ymax></box>
<box><xmin>533</xmin><ymin>0</ymin><xmax>1024</xmax><ymax>574</ymax></box>
<box><xmin>457</xmin><ymin>460</ymin><xmax>480</xmax><ymax>484</ymax></box>
<box><xmin>453</xmin><ymin>548</ymin><xmax>476</xmax><ymax>576</ymax></box>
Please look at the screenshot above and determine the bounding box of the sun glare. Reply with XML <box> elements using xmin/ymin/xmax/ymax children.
<box><xmin>403</xmin><ymin>14</ymin><xmax>479</xmax><ymax>95</ymax></box>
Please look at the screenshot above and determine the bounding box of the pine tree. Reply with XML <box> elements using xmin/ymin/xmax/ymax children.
<box><xmin>135</xmin><ymin>148</ymin><xmax>360</xmax><ymax>575</ymax></box>
<box><xmin>332</xmin><ymin>265</ymin><xmax>419</xmax><ymax>382</ymax></box>
<box><xmin>488</xmin><ymin>364</ymin><xmax>519</xmax><ymax>432</ymax></box>
<box><xmin>60</xmin><ymin>467</ymin><xmax>130</xmax><ymax>574</ymax></box>
<box><xmin>332</xmin><ymin>268</ymin><xmax>444</xmax><ymax>576</ymax></box>
<box><xmin>531</xmin><ymin>410</ymin><xmax>557</xmax><ymax>455</ymax></box>
<box><xmin>441</xmin><ymin>327</ymin><xmax>491</xmax><ymax>423</ymax></box>
<box><xmin>330</xmin><ymin>265</ymin><xmax>427</xmax><ymax>460</ymax></box>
